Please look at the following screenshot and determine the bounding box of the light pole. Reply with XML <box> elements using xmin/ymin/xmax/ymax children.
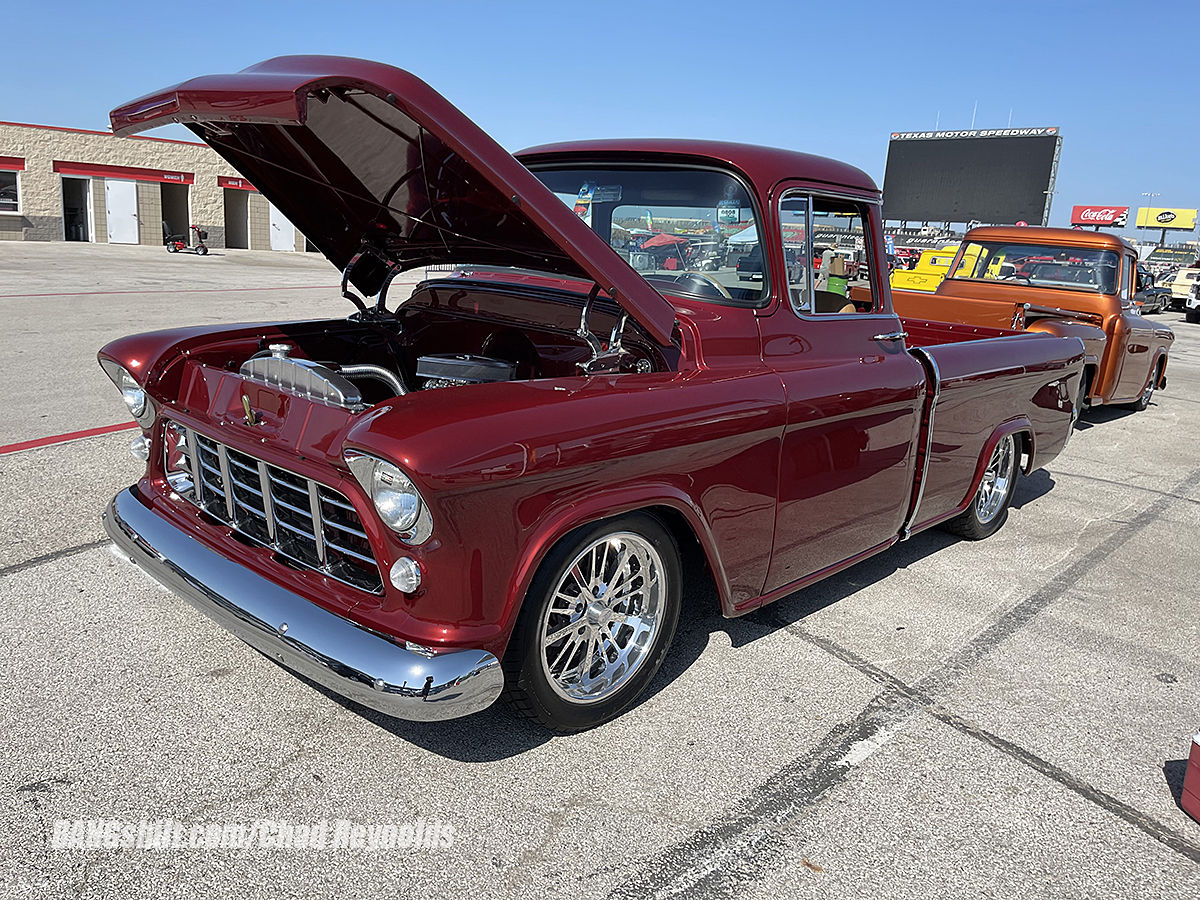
<box><xmin>1141</xmin><ymin>191</ymin><xmax>1161</xmax><ymax>247</ymax></box>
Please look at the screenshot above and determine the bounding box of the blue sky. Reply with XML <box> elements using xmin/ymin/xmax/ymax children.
<box><xmin>5</xmin><ymin>0</ymin><xmax>1197</xmax><ymax>240</ymax></box>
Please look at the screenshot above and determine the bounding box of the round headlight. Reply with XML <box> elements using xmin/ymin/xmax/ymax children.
<box><xmin>345</xmin><ymin>451</ymin><xmax>433</xmax><ymax>543</ymax></box>
<box><xmin>100</xmin><ymin>359</ymin><xmax>153</xmax><ymax>426</ymax></box>
<box><xmin>117</xmin><ymin>368</ymin><xmax>147</xmax><ymax>419</ymax></box>
<box><xmin>369</xmin><ymin>460</ymin><xmax>421</xmax><ymax>532</ymax></box>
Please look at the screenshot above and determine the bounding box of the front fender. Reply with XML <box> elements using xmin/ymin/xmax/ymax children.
<box><xmin>342</xmin><ymin>369</ymin><xmax>787</xmax><ymax>655</ymax></box>
<box><xmin>1025</xmin><ymin>317</ymin><xmax>1106</xmax><ymax>368</ymax></box>
<box><xmin>498</xmin><ymin>482</ymin><xmax>736</xmax><ymax>642</ymax></box>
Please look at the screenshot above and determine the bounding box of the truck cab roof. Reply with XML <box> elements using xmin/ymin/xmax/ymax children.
<box><xmin>964</xmin><ymin>226</ymin><xmax>1135</xmax><ymax>254</ymax></box>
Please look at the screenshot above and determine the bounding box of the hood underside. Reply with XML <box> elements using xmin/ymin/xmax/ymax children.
<box><xmin>110</xmin><ymin>56</ymin><xmax>677</xmax><ymax>345</ymax></box>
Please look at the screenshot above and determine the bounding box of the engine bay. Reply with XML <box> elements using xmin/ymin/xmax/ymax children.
<box><xmin>201</xmin><ymin>277</ymin><xmax>674</xmax><ymax>412</ymax></box>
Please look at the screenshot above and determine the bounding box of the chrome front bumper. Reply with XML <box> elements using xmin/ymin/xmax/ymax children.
<box><xmin>103</xmin><ymin>488</ymin><xmax>504</xmax><ymax>722</ymax></box>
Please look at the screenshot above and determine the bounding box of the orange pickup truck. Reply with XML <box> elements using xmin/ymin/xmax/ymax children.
<box><xmin>893</xmin><ymin>227</ymin><xmax>1174</xmax><ymax>412</ymax></box>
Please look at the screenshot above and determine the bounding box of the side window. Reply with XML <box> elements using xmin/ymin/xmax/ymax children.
<box><xmin>779</xmin><ymin>191</ymin><xmax>880</xmax><ymax>316</ymax></box>
<box><xmin>1121</xmin><ymin>255</ymin><xmax>1134</xmax><ymax>302</ymax></box>
<box><xmin>810</xmin><ymin>195</ymin><xmax>877</xmax><ymax>314</ymax></box>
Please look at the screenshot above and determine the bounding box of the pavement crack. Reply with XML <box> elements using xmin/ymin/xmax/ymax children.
<box><xmin>609</xmin><ymin>464</ymin><xmax>1200</xmax><ymax>899</ymax></box>
<box><xmin>1054</xmin><ymin>470</ymin><xmax>1200</xmax><ymax>507</ymax></box>
<box><xmin>0</xmin><ymin>539</ymin><xmax>110</xmax><ymax>578</ymax></box>
<box><xmin>782</xmin><ymin>619</ymin><xmax>1200</xmax><ymax>865</ymax></box>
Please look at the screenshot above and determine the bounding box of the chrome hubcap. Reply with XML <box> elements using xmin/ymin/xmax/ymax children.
<box><xmin>976</xmin><ymin>434</ymin><xmax>1015</xmax><ymax>524</ymax></box>
<box><xmin>539</xmin><ymin>533</ymin><xmax>665</xmax><ymax>703</ymax></box>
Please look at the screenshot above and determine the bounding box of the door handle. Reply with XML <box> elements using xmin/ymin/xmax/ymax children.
<box><xmin>871</xmin><ymin>331</ymin><xmax>908</xmax><ymax>342</ymax></box>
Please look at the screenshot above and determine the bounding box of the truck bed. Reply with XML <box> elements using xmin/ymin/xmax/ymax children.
<box><xmin>901</xmin><ymin>316</ymin><xmax>1085</xmax><ymax>531</ymax></box>
<box><xmin>901</xmin><ymin>317</ymin><xmax>1018</xmax><ymax>347</ymax></box>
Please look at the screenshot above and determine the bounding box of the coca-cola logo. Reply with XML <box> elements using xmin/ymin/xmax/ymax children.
<box><xmin>1156</xmin><ymin>211</ymin><xmax>1177</xmax><ymax>224</ymax></box>
<box><xmin>1070</xmin><ymin>205</ymin><xmax>1128</xmax><ymax>225</ymax></box>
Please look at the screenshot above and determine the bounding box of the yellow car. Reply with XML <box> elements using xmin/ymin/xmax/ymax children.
<box><xmin>889</xmin><ymin>244</ymin><xmax>962</xmax><ymax>292</ymax></box>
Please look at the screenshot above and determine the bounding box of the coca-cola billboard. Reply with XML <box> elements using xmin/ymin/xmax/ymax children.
<box><xmin>1070</xmin><ymin>205</ymin><xmax>1129</xmax><ymax>226</ymax></box>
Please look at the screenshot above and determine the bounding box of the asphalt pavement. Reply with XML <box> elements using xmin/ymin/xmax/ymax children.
<box><xmin>1</xmin><ymin>241</ymin><xmax>1198</xmax><ymax>899</ymax></box>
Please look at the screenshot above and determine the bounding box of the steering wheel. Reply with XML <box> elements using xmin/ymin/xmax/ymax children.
<box><xmin>679</xmin><ymin>271</ymin><xmax>733</xmax><ymax>300</ymax></box>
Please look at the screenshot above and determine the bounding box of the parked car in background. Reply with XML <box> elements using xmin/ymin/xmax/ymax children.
<box><xmin>892</xmin><ymin>227</ymin><xmax>1173</xmax><ymax>413</ymax></box>
<box><xmin>1186</xmin><ymin>281</ymin><xmax>1200</xmax><ymax>324</ymax></box>
<box><xmin>888</xmin><ymin>244</ymin><xmax>961</xmax><ymax>292</ymax></box>
<box><xmin>1134</xmin><ymin>282</ymin><xmax>1170</xmax><ymax>315</ymax></box>
<box><xmin>736</xmin><ymin>243</ymin><xmax>764</xmax><ymax>280</ymax></box>
<box><xmin>1166</xmin><ymin>268</ymin><xmax>1199</xmax><ymax>310</ymax></box>
<box><xmin>100</xmin><ymin>56</ymin><xmax>1086</xmax><ymax>732</ymax></box>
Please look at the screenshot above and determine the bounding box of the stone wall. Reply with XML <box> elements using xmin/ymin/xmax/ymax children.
<box><xmin>0</xmin><ymin>122</ymin><xmax>305</xmax><ymax>251</ymax></box>
<box><xmin>248</xmin><ymin>191</ymin><xmax>272</xmax><ymax>251</ymax></box>
<box><xmin>0</xmin><ymin>214</ymin><xmax>26</xmax><ymax>240</ymax></box>
<box><xmin>136</xmin><ymin>182</ymin><xmax>163</xmax><ymax>245</ymax></box>
<box><xmin>91</xmin><ymin>178</ymin><xmax>107</xmax><ymax>243</ymax></box>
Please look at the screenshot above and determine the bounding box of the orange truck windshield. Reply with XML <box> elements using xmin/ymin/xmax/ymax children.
<box><xmin>948</xmin><ymin>242</ymin><xmax>1121</xmax><ymax>294</ymax></box>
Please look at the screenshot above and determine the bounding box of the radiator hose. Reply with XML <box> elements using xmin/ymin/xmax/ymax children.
<box><xmin>339</xmin><ymin>364</ymin><xmax>408</xmax><ymax>396</ymax></box>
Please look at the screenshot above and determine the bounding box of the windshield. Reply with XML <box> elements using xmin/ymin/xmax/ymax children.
<box><xmin>529</xmin><ymin>165</ymin><xmax>766</xmax><ymax>306</ymax></box>
<box><xmin>947</xmin><ymin>242</ymin><xmax>1122</xmax><ymax>294</ymax></box>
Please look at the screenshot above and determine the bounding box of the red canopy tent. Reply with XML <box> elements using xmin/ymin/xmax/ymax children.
<box><xmin>640</xmin><ymin>233</ymin><xmax>689</xmax><ymax>249</ymax></box>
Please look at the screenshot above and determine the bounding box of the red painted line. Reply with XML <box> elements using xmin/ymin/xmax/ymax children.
<box><xmin>0</xmin><ymin>422</ymin><xmax>139</xmax><ymax>455</ymax></box>
<box><xmin>0</xmin><ymin>285</ymin><xmax>340</xmax><ymax>300</ymax></box>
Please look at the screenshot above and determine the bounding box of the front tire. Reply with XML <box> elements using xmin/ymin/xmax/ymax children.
<box><xmin>941</xmin><ymin>433</ymin><xmax>1018</xmax><ymax>540</ymax></box>
<box><xmin>503</xmin><ymin>513</ymin><xmax>681</xmax><ymax>732</ymax></box>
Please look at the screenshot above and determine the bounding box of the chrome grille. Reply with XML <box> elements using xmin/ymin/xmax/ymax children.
<box><xmin>169</xmin><ymin>424</ymin><xmax>383</xmax><ymax>594</ymax></box>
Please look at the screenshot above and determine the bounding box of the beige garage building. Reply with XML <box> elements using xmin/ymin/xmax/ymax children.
<box><xmin>0</xmin><ymin>120</ymin><xmax>308</xmax><ymax>251</ymax></box>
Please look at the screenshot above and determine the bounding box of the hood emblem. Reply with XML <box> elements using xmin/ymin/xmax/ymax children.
<box><xmin>241</xmin><ymin>395</ymin><xmax>259</xmax><ymax>427</ymax></box>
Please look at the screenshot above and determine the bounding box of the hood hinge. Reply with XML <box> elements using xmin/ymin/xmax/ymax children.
<box><xmin>577</xmin><ymin>283</ymin><xmax>638</xmax><ymax>374</ymax></box>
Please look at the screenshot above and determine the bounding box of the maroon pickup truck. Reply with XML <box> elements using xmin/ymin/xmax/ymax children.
<box><xmin>101</xmin><ymin>57</ymin><xmax>1084</xmax><ymax>731</ymax></box>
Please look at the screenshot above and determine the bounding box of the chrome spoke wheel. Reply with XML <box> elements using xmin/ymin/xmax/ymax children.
<box><xmin>976</xmin><ymin>434</ymin><xmax>1015</xmax><ymax>524</ymax></box>
<box><xmin>539</xmin><ymin>532</ymin><xmax>666</xmax><ymax>704</ymax></box>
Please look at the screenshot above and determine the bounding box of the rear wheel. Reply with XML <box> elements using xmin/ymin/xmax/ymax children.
<box><xmin>941</xmin><ymin>434</ymin><xmax>1018</xmax><ymax>540</ymax></box>
<box><xmin>1074</xmin><ymin>368</ymin><xmax>1094</xmax><ymax>427</ymax></box>
<box><xmin>1128</xmin><ymin>368</ymin><xmax>1158</xmax><ymax>411</ymax></box>
<box><xmin>503</xmin><ymin>513</ymin><xmax>681</xmax><ymax>732</ymax></box>
<box><xmin>1186</xmin><ymin>307</ymin><xmax>1200</xmax><ymax>324</ymax></box>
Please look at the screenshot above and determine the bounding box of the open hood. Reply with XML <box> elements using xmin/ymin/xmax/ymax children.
<box><xmin>110</xmin><ymin>56</ymin><xmax>678</xmax><ymax>345</ymax></box>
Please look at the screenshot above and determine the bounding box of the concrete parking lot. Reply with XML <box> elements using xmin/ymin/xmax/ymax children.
<box><xmin>2</xmin><ymin>241</ymin><xmax>1198</xmax><ymax>899</ymax></box>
